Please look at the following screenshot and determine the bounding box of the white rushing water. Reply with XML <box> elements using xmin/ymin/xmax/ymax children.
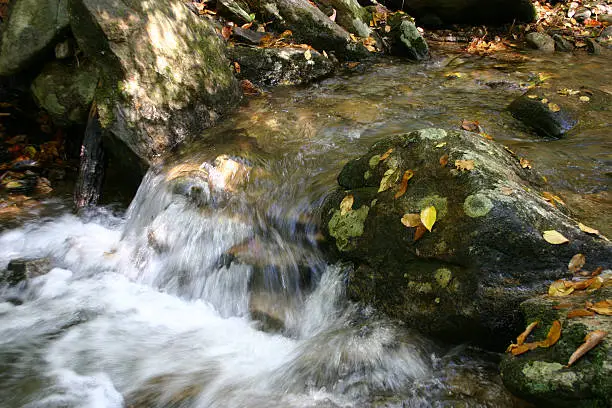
<box><xmin>0</xmin><ymin>166</ymin><xmax>442</xmax><ymax>408</ymax></box>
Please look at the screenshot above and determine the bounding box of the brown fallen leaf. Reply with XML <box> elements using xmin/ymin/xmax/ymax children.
<box><xmin>538</xmin><ymin>320</ymin><xmax>561</xmax><ymax>348</ymax></box>
<box><xmin>567</xmin><ymin>330</ymin><xmax>607</xmax><ymax>367</ymax></box>
<box><xmin>401</xmin><ymin>213</ymin><xmax>421</xmax><ymax>228</ymax></box>
<box><xmin>587</xmin><ymin>300</ymin><xmax>612</xmax><ymax>316</ymax></box>
<box><xmin>578</xmin><ymin>222</ymin><xmax>599</xmax><ymax>235</ymax></box>
<box><xmin>455</xmin><ymin>159</ymin><xmax>475</xmax><ymax>171</ymax></box>
<box><xmin>240</xmin><ymin>80</ymin><xmax>261</xmax><ymax>96</ymax></box>
<box><xmin>591</xmin><ymin>267</ymin><xmax>603</xmax><ymax>277</ymax></box>
<box><xmin>552</xmin><ymin>303</ymin><xmax>573</xmax><ymax>310</ymax></box>
<box><xmin>519</xmin><ymin>158</ymin><xmax>532</xmax><ymax>169</ymax></box>
<box><xmin>394</xmin><ymin>170</ymin><xmax>414</xmax><ymax>199</ymax></box>
<box><xmin>572</xmin><ymin>277</ymin><xmax>596</xmax><ymax>291</ymax></box>
<box><xmin>414</xmin><ymin>225</ymin><xmax>427</xmax><ymax>242</ymax></box>
<box><xmin>500</xmin><ymin>186</ymin><xmax>513</xmax><ymax>195</ymax></box>
<box><xmin>461</xmin><ymin>119</ymin><xmax>480</xmax><ymax>132</ymax></box>
<box><xmin>439</xmin><ymin>154</ymin><xmax>449</xmax><ymax>167</ymax></box>
<box><xmin>340</xmin><ymin>194</ymin><xmax>354</xmax><ymax>216</ymax></box>
<box><xmin>568</xmin><ymin>253</ymin><xmax>585</xmax><ymax>273</ymax></box>
<box><xmin>567</xmin><ymin>309</ymin><xmax>595</xmax><ymax>318</ymax></box>
<box><xmin>380</xmin><ymin>148</ymin><xmax>393</xmax><ymax>162</ymax></box>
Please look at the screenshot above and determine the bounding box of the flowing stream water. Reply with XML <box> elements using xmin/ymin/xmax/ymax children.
<box><xmin>0</xmin><ymin>50</ymin><xmax>610</xmax><ymax>407</ymax></box>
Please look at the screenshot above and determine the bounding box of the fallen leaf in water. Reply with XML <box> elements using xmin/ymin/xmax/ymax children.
<box><xmin>567</xmin><ymin>330</ymin><xmax>607</xmax><ymax>367</ymax></box>
<box><xmin>519</xmin><ymin>158</ymin><xmax>532</xmax><ymax>169</ymax></box>
<box><xmin>578</xmin><ymin>222</ymin><xmax>599</xmax><ymax>235</ymax></box>
<box><xmin>394</xmin><ymin>170</ymin><xmax>414</xmax><ymax>199</ymax></box>
<box><xmin>455</xmin><ymin>159</ymin><xmax>474</xmax><ymax>171</ymax></box>
<box><xmin>439</xmin><ymin>154</ymin><xmax>449</xmax><ymax>167</ymax></box>
<box><xmin>538</xmin><ymin>320</ymin><xmax>561</xmax><ymax>348</ymax></box>
<box><xmin>527</xmin><ymin>94</ymin><xmax>539</xmax><ymax>99</ymax></box>
<box><xmin>340</xmin><ymin>194</ymin><xmax>354</xmax><ymax>216</ymax></box>
<box><xmin>558</xmin><ymin>88</ymin><xmax>580</xmax><ymax>96</ymax></box>
<box><xmin>420</xmin><ymin>206</ymin><xmax>436</xmax><ymax>232</ymax></box>
<box><xmin>549</xmin><ymin>280</ymin><xmax>575</xmax><ymax>297</ymax></box>
<box><xmin>548</xmin><ymin>103</ymin><xmax>561</xmax><ymax>112</ymax></box>
<box><xmin>541</xmin><ymin>98</ymin><xmax>549</xmax><ymax>104</ymax></box>
<box><xmin>588</xmin><ymin>300</ymin><xmax>612</xmax><ymax>316</ymax></box>
<box><xmin>479</xmin><ymin>132</ymin><xmax>494</xmax><ymax>140</ymax></box>
<box><xmin>378</xmin><ymin>168</ymin><xmax>399</xmax><ymax>193</ymax></box>
<box><xmin>435</xmin><ymin>142</ymin><xmax>447</xmax><ymax>148</ymax></box>
<box><xmin>568</xmin><ymin>253</ymin><xmax>586</xmax><ymax>273</ymax></box>
<box><xmin>567</xmin><ymin>309</ymin><xmax>595</xmax><ymax>318</ymax></box>
<box><xmin>543</xmin><ymin>230</ymin><xmax>569</xmax><ymax>245</ymax></box>
<box><xmin>401</xmin><ymin>213</ymin><xmax>421</xmax><ymax>228</ymax></box>
<box><xmin>380</xmin><ymin>148</ymin><xmax>393</xmax><ymax>161</ymax></box>
<box><xmin>461</xmin><ymin>119</ymin><xmax>480</xmax><ymax>132</ymax></box>
<box><xmin>414</xmin><ymin>225</ymin><xmax>427</xmax><ymax>241</ymax></box>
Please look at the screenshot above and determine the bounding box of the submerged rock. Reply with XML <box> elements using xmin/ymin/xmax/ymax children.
<box><xmin>500</xmin><ymin>282</ymin><xmax>612</xmax><ymax>407</ymax></box>
<box><xmin>228</xmin><ymin>45</ymin><xmax>335</xmax><ymax>87</ymax></box>
<box><xmin>0</xmin><ymin>0</ymin><xmax>70</xmax><ymax>75</ymax></box>
<box><xmin>321</xmin><ymin>128</ymin><xmax>612</xmax><ymax>345</ymax></box>
<box><xmin>69</xmin><ymin>0</ymin><xmax>241</xmax><ymax>163</ymax></box>
<box><xmin>525</xmin><ymin>32</ymin><xmax>555</xmax><ymax>53</ymax></box>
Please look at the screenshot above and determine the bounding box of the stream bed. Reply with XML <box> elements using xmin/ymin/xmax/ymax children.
<box><xmin>0</xmin><ymin>50</ymin><xmax>610</xmax><ymax>407</ymax></box>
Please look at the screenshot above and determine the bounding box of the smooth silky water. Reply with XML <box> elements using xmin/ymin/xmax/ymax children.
<box><xmin>0</xmin><ymin>50</ymin><xmax>610</xmax><ymax>407</ymax></box>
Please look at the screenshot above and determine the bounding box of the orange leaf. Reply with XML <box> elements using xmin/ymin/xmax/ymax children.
<box><xmin>567</xmin><ymin>309</ymin><xmax>595</xmax><ymax>319</ymax></box>
<box><xmin>517</xmin><ymin>321</ymin><xmax>539</xmax><ymax>346</ymax></box>
<box><xmin>461</xmin><ymin>119</ymin><xmax>480</xmax><ymax>132</ymax></box>
<box><xmin>439</xmin><ymin>154</ymin><xmax>449</xmax><ymax>167</ymax></box>
<box><xmin>509</xmin><ymin>342</ymin><xmax>539</xmax><ymax>356</ymax></box>
<box><xmin>414</xmin><ymin>225</ymin><xmax>427</xmax><ymax>242</ymax></box>
<box><xmin>572</xmin><ymin>277</ymin><xmax>595</xmax><ymax>291</ymax></box>
<box><xmin>567</xmin><ymin>330</ymin><xmax>607</xmax><ymax>367</ymax></box>
<box><xmin>394</xmin><ymin>170</ymin><xmax>413</xmax><ymax>199</ymax></box>
<box><xmin>587</xmin><ymin>300</ymin><xmax>612</xmax><ymax>316</ymax></box>
<box><xmin>240</xmin><ymin>80</ymin><xmax>260</xmax><ymax>96</ymax></box>
<box><xmin>520</xmin><ymin>158</ymin><xmax>532</xmax><ymax>169</ymax></box>
<box><xmin>455</xmin><ymin>159</ymin><xmax>475</xmax><ymax>171</ymax></box>
<box><xmin>380</xmin><ymin>148</ymin><xmax>393</xmax><ymax>162</ymax></box>
<box><xmin>552</xmin><ymin>303</ymin><xmax>573</xmax><ymax>310</ymax></box>
<box><xmin>538</xmin><ymin>320</ymin><xmax>561</xmax><ymax>348</ymax></box>
<box><xmin>233</xmin><ymin>61</ymin><xmax>241</xmax><ymax>74</ymax></box>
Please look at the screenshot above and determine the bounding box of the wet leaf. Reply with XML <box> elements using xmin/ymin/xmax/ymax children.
<box><xmin>516</xmin><ymin>321</ymin><xmax>539</xmax><ymax>346</ymax></box>
<box><xmin>509</xmin><ymin>341</ymin><xmax>540</xmax><ymax>356</ymax></box>
<box><xmin>548</xmin><ymin>103</ymin><xmax>561</xmax><ymax>112</ymax></box>
<box><xmin>538</xmin><ymin>320</ymin><xmax>561</xmax><ymax>348</ymax></box>
<box><xmin>567</xmin><ymin>309</ymin><xmax>595</xmax><ymax>319</ymax></box>
<box><xmin>567</xmin><ymin>330</ymin><xmax>607</xmax><ymax>367</ymax></box>
<box><xmin>588</xmin><ymin>300</ymin><xmax>612</xmax><ymax>316</ymax></box>
<box><xmin>527</xmin><ymin>94</ymin><xmax>539</xmax><ymax>99</ymax></box>
<box><xmin>439</xmin><ymin>154</ymin><xmax>449</xmax><ymax>167</ymax></box>
<box><xmin>394</xmin><ymin>170</ymin><xmax>413</xmax><ymax>199</ymax></box>
<box><xmin>378</xmin><ymin>168</ymin><xmax>399</xmax><ymax>193</ymax></box>
<box><xmin>548</xmin><ymin>280</ymin><xmax>574</xmax><ymax>297</ymax></box>
<box><xmin>240</xmin><ymin>80</ymin><xmax>261</xmax><ymax>96</ymax></box>
<box><xmin>578</xmin><ymin>222</ymin><xmax>599</xmax><ymax>235</ymax></box>
<box><xmin>543</xmin><ymin>230</ymin><xmax>569</xmax><ymax>245</ymax></box>
<box><xmin>420</xmin><ymin>206</ymin><xmax>436</xmax><ymax>232</ymax></box>
<box><xmin>541</xmin><ymin>98</ymin><xmax>549</xmax><ymax>104</ymax></box>
<box><xmin>413</xmin><ymin>225</ymin><xmax>427</xmax><ymax>242</ymax></box>
<box><xmin>542</xmin><ymin>192</ymin><xmax>565</xmax><ymax>207</ymax></box>
<box><xmin>586</xmin><ymin>276</ymin><xmax>603</xmax><ymax>292</ymax></box>
<box><xmin>519</xmin><ymin>158</ymin><xmax>532</xmax><ymax>169</ymax></box>
<box><xmin>401</xmin><ymin>213</ymin><xmax>421</xmax><ymax>228</ymax></box>
<box><xmin>568</xmin><ymin>253</ymin><xmax>585</xmax><ymax>273</ymax></box>
<box><xmin>572</xmin><ymin>277</ymin><xmax>596</xmax><ymax>291</ymax></box>
<box><xmin>340</xmin><ymin>194</ymin><xmax>354</xmax><ymax>216</ymax></box>
<box><xmin>455</xmin><ymin>159</ymin><xmax>474</xmax><ymax>171</ymax></box>
<box><xmin>233</xmin><ymin>62</ymin><xmax>241</xmax><ymax>74</ymax></box>
<box><xmin>552</xmin><ymin>303</ymin><xmax>573</xmax><ymax>310</ymax></box>
<box><xmin>557</xmin><ymin>88</ymin><xmax>580</xmax><ymax>96</ymax></box>
<box><xmin>380</xmin><ymin>148</ymin><xmax>393</xmax><ymax>161</ymax></box>
<box><xmin>461</xmin><ymin>119</ymin><xmax>480</xmax><ymax>132</ymax></box>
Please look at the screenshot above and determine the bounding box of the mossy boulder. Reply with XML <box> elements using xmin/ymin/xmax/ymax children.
<box><xmin>69</xmin><ymin>0</ymin><xmax>241</xmax><ymax>163</ymax></box>
<box><xmin>0</xmin><ymin>0</ymin><xmax>70</xmax><ymax>75</ymax></box>
<box><xmin>321</xmin><ymin>128</ymin><xmax>612</xmax><ymax>345</ymax></box>
<box><xmin>387</xmin><ymin>13</ymin><xmax>429</xmax><ymax>61</ymax></box>
<box><xmin>227</xmin><ymin>45</ymin><xmax>334</xmax><ymax>87</ymax></box>
<box><xmin>31</xmin><ymin>60</ymin><xmax>98</xmax><ymax>125</ymax></box>
<box><xmin>313</xmin><ymin>0</ymin><xmax>373</xmax><ymax>38</ymax></box>
<box><xmin>500</xmin><ymin>283</ymin><xmax>612</xmax><ymax>407</ymax></box>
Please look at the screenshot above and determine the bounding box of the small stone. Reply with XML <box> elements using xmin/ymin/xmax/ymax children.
<box><xmin>1</xmin><ymin>258</ymin><xmax>51</xmax><ymax>285</ymax></box>
<box><xmin>525</xmin><ymin>32</ymin><xmax>555</xmax><ymax>53</ymax></box>
<box><xmin>552</xmin><ymin>34</ymin><xmax>574</xmax><ymax>52</ymax></box>
<box><xmin>54</xmin><ymin>40</ymin><xmax>74</xmax><ymax>59</ymax></box>
<box><xmin>573</xmin><ymin>7</ymin><xmax>591</xmax><ymax>21</ymax></box>
<box><xmin>586</xmin><ymin>38</ymin><xmax>602</xmax><ymax>55</ymax></box>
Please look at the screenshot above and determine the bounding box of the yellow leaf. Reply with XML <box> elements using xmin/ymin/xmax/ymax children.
<box><xmin>548</xmin><ymin>103</ymin><xmax>561</xmax><ymax>112</ymax></box>
<box><xmin>588</xmin><ymin>300</ymin><xmax>612</xmax><ymax>316</ymax></box>
<box><xmin>568</xmin><ymin>253</ymin><xmax>585</xmax><ymax>273</ymax></box>
<box><xmin>527</xmin><ymin>94</ymin><xmax>539</xmax><ymax>99</ymax></box>
<box><xmin>304</xmin><ymin>50</ymin><xmax>312</xmax><ymax>60</ymax></box>
<box><xmin>542</xmin><ymin>192</ymin><xmax>565</xmax><ymax>206</ymax></box>
<box><xmin>579</xmin><ymin>96</ymin><xmax>590</xmax><ymax>102</ymax></box>
<box><xmin>455</xmin><ymin>159</ymin><xmax>474</xmax><ymax>171</ymax></box>
<box><xmin>578</xmin><ymin>222</ymin><xmax>599</xmax><ymax>235</ymax></box>
<box><xmin>543</xmin><ymin>230</ymin><xmax>569</xmax><ymax>244</ymax></box>
<box><xmin>541</xmin><ymin>98</ymin><xmax>549</xmax><ymax>104</ymax></box>
<box><xmin>435</xmin><ymin>142</ymin><xmax>447</xmax><ymax>148</ymax></box>
<box><xmin>420</xmin><ymin>206</ymin><xmax>437</xmax><ymax>232</ymax></box>
<box><xmin>401</xmin><ymin>213</ymin><xmax>421</xmax><ymax>228</ymax></box>
<box><xmin>340</xmin><ymin>194</ymin><xmax>354</xmax><ymax>216</ymax></box>
<box><xmin>548</xmin><ymin>280</ymin><xmax>574</xmax><ymax>297</ymax></box>
<box><xmin>520</xmin><ymin>158</ymin><xmax>532</xmax><ymax>169</ymax></box>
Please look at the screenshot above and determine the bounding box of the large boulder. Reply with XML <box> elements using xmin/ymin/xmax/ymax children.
<box><xmin>321</xmin><ymin>128</ymin><xmax>612</xmax><ymax>345</ymax></box>
<box><xmin>313</xmin><ymin>0</ymin><xmax>373</xmax><ymax>38</ymax></box>
<box><xmin>30</xmin><ymin>60</ymin><xmax>99</xmax><ymax>125</ymax></box>
<box><xmin>0</xmin><ymin>0</ymin><xmax>70</xmax><ymax>75</ymax></box>
<box><xmin>69</xmin><ymin>0</ymin><xmax>241</xmax><ymax>163</ymax></box>
<box><xmin>500</xmin><ymin>281</ymin><xmax>612</xmax><ymax>407</ymax></box>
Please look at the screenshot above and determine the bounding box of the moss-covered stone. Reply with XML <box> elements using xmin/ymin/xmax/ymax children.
<box><xmin>328</xmin><ymin>205</ymin><xmax>369</xmax><ymax>251</ymax></box>
<box><xmin>463</xmin><ymin>193</ymin><xmax>493</xmax><ymax>218</ymax></box>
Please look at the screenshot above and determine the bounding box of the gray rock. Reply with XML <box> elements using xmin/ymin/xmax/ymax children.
<box><xmin>388</xmin><ymin>13</ymin><xmax>429</xmax><ymax>60</ymax></box>
<box><xmin>525</xmin><ymin>32</ymin><xmax>555</xmax><ymax>53</ymax></box>
<box><xmin>31</xmin><ymin>60</ymin><xmax>98</xmax><ymax>124</ymax></box>
<box><xmin>217</xmin><ymin>0</ymin><xmax>253</xmax><ymax>23</ymax></box>
<box><xmin>54</xmin><ymin>39</ymin><xmax>75</xmax><ymax>59</ymax></box>
<box><xmin>573</xmin><ymin>6</ymin><xmax>591</xmax><ymax>21</ymax></box>
<box><xmin>2</xmin><ymin>258</ymin><xmax>52</xmax><ymax>285</ymax></box>
<box><xmin>321</xmin><ymin>128</ymin><xmax>612</xmax><ymax>345</ymax></box>
<box><xmin>553</xmin><ymin>34</ymin><xmax>574</xmax><ymax>52</ymax></box>
<box><xmin>500</xmin><ymin>282</ymin><xmax>612</xmax><ymax>407</ymax></box>
<box><xmin>0</xmin><ymin>0</ymin><xmax>70</xmax><ymax>75</ymax></box>
<box><xmin>313</xmin><ymin>0</ymin><xmax>372</xmax><ymax>38</ymax></box>
<box><xmin>599</xmin><ymin>25</ymin><xmax>612</xmax><ymax>41</ymax></box>
<box><xmin>232</xmin><ymin>26</ymin><xmax>267</xmax><ymax>44</ymax></box>
<box><xmin>228</xmin><ymin>45</ymin><xmax>334</xmax><ymax>87</ymax></box>
<box><xmin>69</xmin><ymin>0</ymin><xmax>241</xmax><ymax>164</ymax></box>
<box><xmin>508</xmin><ymin>91</ymin><xmax>578</xmax><ymax>138</ymax></box>
<box><xmin>586</xmin><ymin>38</ymin><xmax>602</xmax><ymax>55</ymax></box>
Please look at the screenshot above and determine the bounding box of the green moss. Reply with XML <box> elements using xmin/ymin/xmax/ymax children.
<box><xmin>415</xmin><ymin>128</ymin><xmax>446</xmax><ymax>140</ymax></box>
<box><xmin>434</xmin><ymin>268</ymin><xmax>452</xmax><ymax>288</ymax></box>
<box><xmin>463</xmin><ymin>193</ymin><xmax>493</xmax><ymax>218</ymax></box>
<box><xmin>417</xmin><ymin>195</ymin><xmax>448</xmax><ymax>218</ymax></box>
<box><xmin>327</xmin><ymin>205</ymin><xmax>370</xmax><ymax>251</ymax></box>
<box><xmin>522</xmin><ymin>361</ymin><xmax>579</xmax><ymax>392</ymax></box>
<box><xmin>368</xmin><ymin>155</ymin><xmax>380</xmax><ymax>168</ymax></box>
<box><xmin>364</xmin><ymin>170</ymin><xmax>371</xmax><ymax>180</ymax></box>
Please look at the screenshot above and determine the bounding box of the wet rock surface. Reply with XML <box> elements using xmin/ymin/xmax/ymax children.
<box><xmin>321</xmin><ymin>128</ymin><xmax>612</xmax><ymax>345</ymax></box>
<box><xmin>525</xmin><ymin>32</ymin><xmax>555</xmax><ymax>53</ymax></box>
<box><xmin>500</xmin><ymin>281</ymin><xmax>612</xmax><ymax>408</ymax></box>
<box><xmin>1</xmin><ymin>258</ymin><xmax>52</xmax><ymax>286</ymax></box>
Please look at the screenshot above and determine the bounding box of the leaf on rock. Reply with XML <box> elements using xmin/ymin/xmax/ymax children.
<box><xmin>380</xmin><ymin>148</ymin><xmax>393</xmax><ymax>161</ymax></box>
<box><xmin>548</xmin><ymin>280</ymin><xmax>574</xmax><ymax>297</ymax></box>
<box><xmin>538</xmin><ymin>320</ymin><xmax>561</xmax><ymax>348</ymax></box>
<box><xmin>579</xmin><ymin>96</ymin><xmax>590</xmax><ymax>102</ymax></box>
<box><xmin>420</xmin><ymin>206</ymin><xmax>436</xmax><ymax>232</ymax></box>
<box><xmin>588</xmin><ymin>300</ymin><xmax>612</xmax><ymax>316</ymax></box>
<box><xmin>401</xmin><ymin>213</ymin><xmax>421</xmax><ymax>228</ymax></box>
<box><xmin>548</xmin><ymin>103</ymin><xmax>561</xmax><ymax>112</ymax></box>
<box><xmin>543</xmin><ymin>230</ymin><xmax>569</xmax><ymax>245</ymax></box>
<box><xmin>461</xmin><ymin>119</ymin><xmax>480</xmax><ymax>132</ymax></box>
<box><xmin>568</xmin><ymin>253</ymin><xmax>586</xmax><ymax>273</ymax></box>
<box><xmin>435</xmin><ymin>142</ymin><xmax>447</xmax><ymax>148</ymax></box>
<box><xmin>414</xmin><ymin>225</ymin><xmax>427</xmax><ymax>242</ymax></box>
<box><xmin>567</xmin><ymin>330</ymin><xmax>607</xmax><ymax>367</ymax></box>
<box><xmin>378</xmin><ymin>168</ymin><xmax>399</xmax><ymax>193</ymax></box>
<box><xmin>340</xmin><ymin>194</ymin><xmax>354</xmax><ymax>216</ymax></box>
<box><xmin>394</xmin><ymin>170</ymin><xmax>414</xmax><ymax>199</ymax></box>
<box><xmin>501</xmin><ymin>186</ymin><xmax>513</xmax><ymax>196</ymax></box>
<box><xmin>439</xmin><ymin>154</ymin><xmax>449</xmax><ymax>167</ymax></box>
<box><xmin>572</xmin><ymin>277</ymin><xmax>596</xmax><ymax>291</ymax></box>
<box><xmin>221</xmin><ymin>25</ymin><xmax>233</xmax><ymax>40</ymax></box>
<box><xmin>509</xmin><ymin>342</ymin><xmax>540</xmax><ymax>356</ymax></box>
<box><xmin>567</xmin><ymin>309</ymin><xmax>595</xmax><ymax>319</ymax></box>
<box><xmin>304</xmin><ymin>50</ymin><xmax>312</xmax><ymax>60</ymax></box>
<box><xmin>578</xmin><ymin>222</ymin><xmax>599</xmax><ymax>235</ymax></box>
<box><xmin>519</xmin><ymin>158</ymin><xmax>532</xmax><ymax>169</ymax></box>
<box><xmin>455</xmin><ymin>159</ymin><xmax>474</xmax><ymax>171</ymax></box>
<box><xmin>542</xmin><ymin>192</ymin><xmax>565</xmax><ymax>207</ymax></box>
<box><xmin>517</xmin><ymin>321</ymin><xmax>539</xmax><ymax>346</ymax></box>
